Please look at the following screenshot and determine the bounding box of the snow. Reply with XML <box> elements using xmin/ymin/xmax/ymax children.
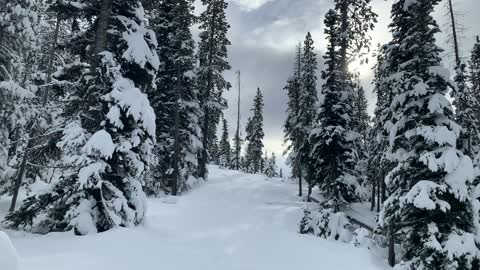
<box><xmin>0</xmin><ymin>231</ymin><xmax>19</xmax><ymax>270</ymax></box>
<box><xmin>105</xmin><ymin>78</ymin><xmax>157</xmax><ymax>138</ymax></box>
<box><xmin>4</xmin><ymin>166</ymin><xmax>387</xmax><ymax>270</ymax></box>
<box><xmin>82</xmin><ymin>130</ymin><xmax>115</xmax><ymax>159</ymax></box>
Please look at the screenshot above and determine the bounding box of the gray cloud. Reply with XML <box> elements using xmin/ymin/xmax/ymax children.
<box><xmin>212</xmin><ymin>0</ymin><xmax>480</xmax><ymax>160</ymax></box>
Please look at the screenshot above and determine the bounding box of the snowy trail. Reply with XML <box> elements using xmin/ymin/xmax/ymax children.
<box><xmin>7</xmin><ymin>166</ymin><xmax>386</xmax><ymax>270</ymax></box>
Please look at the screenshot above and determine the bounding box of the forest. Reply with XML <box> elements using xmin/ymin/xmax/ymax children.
<box><xmin>1</xmin><ymin>0</ymin><xmax>480</xmax><ymax>269</ymax></box>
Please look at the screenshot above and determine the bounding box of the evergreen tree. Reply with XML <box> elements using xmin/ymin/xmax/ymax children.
<box><xmin>0</xmin><ymin>0</ymin><xmax>41</xmax><ymax>209</ymax></box>
<box><xmin>297</xmin><ymin>32</ymin><xmax>318</xmax><ymax>191</ymax></box>
<box><xmin>197</xmin><ymin>0</ymin><xmax>231</xmax><ymax>179</ymax></box>
<box><xmin>264</xmin><ymin>153</ymin><xmax>278</xmax><ymax>178</ymax></box>
<box><xmin>367</xmin><ymin>45</ymin><xmax>393</xmax><ymax>212</ymax></box>
<box><xmin>309</xmin><ymin>10</ymin><xmax>358</xmax><ymax>205</ymax></box>
<box><xmin>470</xmin><ymin>37</ymin><xmax>480</xmax><ymax>161</ymax></box>
<box><xmin>379</xmin><ymin>0</ymin><xmax>480</xmax><ymax>268</ymax></box>
<box><xmin>353</xmin><ymin>83</ymin><xmax>370</xmax><ymax>144</ymax></box>
<box><xmin>146</xmin><ymin>0</ymin><xmax>202</xmax><ymax>196</ymax></box>
<box><xmin>245</xmin><ymin>88</ymin><xmax>264</xmax><ymax>174</ymax></box>
<box><xmin>446</xmin><ymin>0</ymin><xmax>480</xmax><ymax>160</ymax></box>
<box><xmin>218</xmin><ymin>118</ymin><xmax>231</xmax><ymax>168</ymax></box>
<box><xmin>6</xmin><ymin>0</ymin><xmax>159</xmax><ymax>235</ymax></box>
<box><xmin>471</xmin><ymin>37</ymin><xmax>480</xmax><ymax>101</ymax></box>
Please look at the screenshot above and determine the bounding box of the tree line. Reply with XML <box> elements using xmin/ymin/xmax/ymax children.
<box><xmin>0</xmin><ymin>0</ymin><xmax>233</xmax><ymax>235</ymax></box>
<box><xmin>287</xmin><ymin>0</ymin><xmax>480</xmax><ymax>269</ymax></box>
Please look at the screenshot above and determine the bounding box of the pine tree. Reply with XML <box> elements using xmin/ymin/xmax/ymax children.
<box><xmin>6</xmin><ymin>0</ymin><xmax>160</xmax><ymax>235</ymax></box>
<box><xmin>353</xmin><ymin>83</ymin><xmax>370</xmax><ymax>144</ymax></box>
<box><xmin>296</xmin><ymin>32</ymin><xmax>318</xmax><ymax>193</ymax></box>
<box><xmin>245</xmin><ymin>88</ymin><xmax>264</xmax><ymax>174</ymax></box>
<box><xmin>309</xmin><ymin>10</ymin><xmax>358</xmax><ymax>205</ymax></box>
<box><xmin>197</xmin><ymin>0</ymin><xmax>231</xmax><ymax>179</ymax></box>
<box><xmin>471</xmin><ymin>37</ymin><xmax>480</xmax><ymax>101</ymax></box>
<box><xmin>446</xmin><ymin>0</ymin><xmax>480</xmax><ymax>159</ymax></box>
<box><xmin>367</xmin><ymin>45</ymin><xmax>393</xmax><ymax>212</ymax></box>
<box><xmin>470</xmin><ymin>37</ymin><xmax>480</xmax><ymax>161</ymax></box>
<box><xmin>218</xmin><ymin>118</ymin><xmax>231</xmax><ymax>168</ymax></box>
<box><xmin>146</xmin><ymin>0</ymin><xmax>202</xmax><ymax>196</ymax></box>
<box><xmin>264</xmin><ymin>153</ymin><xmax>278</xmax><ymax>178</ymax></box>
<box><xmin>0</xmin><ymin>0</ymin><xmax>40</xmax><ymax>210</ymax></box>
<box><xmin>379</xmin><ymin>0</ymin><xmax>480</xmax><ymax>268</ymax></box>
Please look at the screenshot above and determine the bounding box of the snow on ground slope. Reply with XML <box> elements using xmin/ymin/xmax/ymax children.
<box><xmin>4</xmin><ymin>166</ymin><xmax>386</xmax><ymax>270</ymax></box>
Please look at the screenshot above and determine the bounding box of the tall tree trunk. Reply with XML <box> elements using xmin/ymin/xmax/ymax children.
<box><xmin>376</xmin><ymin>176</ymin><xmax>381</xmax><ymax>212</ymax></box>
<box><xmin>381</xmin><ymin>171</ymin><xmax>386</xmax><ymax>203</ymax></box>
<box><xmin>42</xmin><ymin>14</ymin><xmax>61</xmax><ymax>106</ymax></box>
<box><xmin>388</xmin><ymin>224</ymin><xmax>395</xmax><ymax>267</ymax></box>
<box><xmin>9</xmin><ymin>143</ymin><xmax>29</xmax><ymax>212</ymax></box>
<box><xmin>370</xmin><ymin>178</ymin><xmax>376</xmax><ymax>211</ymax></box>
<box><xmin>448</xmin><ymin>0</ymin><xmax>460</xmax><ymax>66</ymax></box>
<box><xmin>339</xmin><ymin>0</ymin><xmax>349</xmax><ymax>77</ymax></box>
<box><xmin>92</xmin><ymin>0</ymin><xmax>112</xmax><ymax>68</ymax></box>
<box><xmin>298</xmin><ymin>165</ymin><xmax>303</xmax><ymax>197</ymax></box>
<box><xmin>199</xmin><ymin>0</ymin><xmax>218</xmax><ymax>179</ymax></box>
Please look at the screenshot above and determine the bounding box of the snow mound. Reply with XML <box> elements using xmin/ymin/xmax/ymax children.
<box><xmin>0</xmin><ymin>232</ymin><xmax>19</xmax><ymax>270</ymax></box>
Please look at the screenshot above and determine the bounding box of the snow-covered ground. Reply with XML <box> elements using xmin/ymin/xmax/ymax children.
<box><xmin>2</xmin><ymin>166</ymin><xmax>386</xmax><ymax>270</ymax></box>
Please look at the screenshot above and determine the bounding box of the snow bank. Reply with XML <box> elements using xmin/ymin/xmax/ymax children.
<box><xmin>0</xmin><ymin>232</ymin><xmax>19</xmax><ymax>270</ymax></box>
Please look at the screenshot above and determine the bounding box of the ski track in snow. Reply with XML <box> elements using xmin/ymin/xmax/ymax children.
<box><xmin>5</xmin><ymin>166</ymin><xmax>386</xmax><ymax>270</ymax></box>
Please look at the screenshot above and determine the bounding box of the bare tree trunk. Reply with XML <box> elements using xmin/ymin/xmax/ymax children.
<box><xmin>381</xmin><ymin>172</ymin><xmax>386</xmax><ymax>203</ymax></box>
<box><xmin>370</xmin><ymin>178</ymin><xmax>376</xmax><ymax>211</ymax></box>
<box><xmin>199</xmin><ymin>0</ymin><xmax>218</xmax><ymax>179</ymax></box>
<box><xmin>388</xmin><ymin>224</ymin><xmax>395</xmax><ymax>267</ymax></box>
<box><xmin>92</xmin><ymin>0</ymin><xmax>112</xmax><ymax>68</ymax></box>
<box><xmin>42</xmin><ymin>14</ymin><xmax>61</xmax><ymax>106</ymax></box>
<box><xmin>376</xmin><ymin>176</ymin><xmax>381</xmax><ymax>212</ymax></box>
<box><xmin>9</xmin><ymin>146</ymin><xmax>28</xmax><ymax>212</ymax></box>
<box><xmin>339</xmin><ymin>0</ymin><xmax>349</xmax><ymax>77</ymax></box>
<box><xmin>298</xmin><ymin>165</ymin><xmax>303</xmax><ymax>197</ymax></box>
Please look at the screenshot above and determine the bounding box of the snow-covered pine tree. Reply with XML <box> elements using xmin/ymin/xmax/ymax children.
<box><xmin>470</xmin><ymin>37</ymin><xmax>480</xmax><ymax>160</ymax></box>
<box><xmin>209</xmin><ymin>138</ymin><xmax>220</xmax><ymax>166</ymax></box>
<box><xmin>0</xmin><ymin>0</ymin><xmax>40</xmax><ymax>208</ymax></box>
<box><xmin>367</xmin><ymin>45</ymin><xmax>393</xmax><ymax>212</ymax></box>
<box><xmin>472</xmin><ymin>37</ymin><xmax>480</xmax><ymax>101</ymax></box>
<box><xmin>146</xmin><ymin>0</ymin><xmax>202</xmax><ymax>196</ymax></box>
<box><xmin>351</xmin><ymin>80</ymin><xmax>370</xmax><ymax>200</ymax></box>
<box><xmin>353</xmin><ymin>83</ymin><xmax>370</xmax><ymax>144</ymax></box>
<box><xmin>197</xmin><ymin>0</ymin><xmax>231</xmax><ymax>179</ymax></box>
<box><xmin>6</xmin><ymin>0</ymin><xmax>160</xmax><ymax>235</ymax></box>
<box><xmin>446</xmin><ymin>0</ymin><xmax>480</xmax><ymax>160</ymax></box>
<box><xmin>379</xmin><ymin>0</ymin><xmax>480</xmax><ymax>268</ymax></box>
<box><xmin>309</xmin><ymin>10</ymin><xmax>359</xmax><ymax>205</ymax></box>
<box><xmin>297</xmin><ymin>32</ymin><xmax>318</xmax><ymax>193</ymax></box>
<box><xmin>264</xmin><ymin>153</ymin><xmax>278</xmax><ymax>178</ymax></box>
<box><xmin>218</xmin><ymin>118</ymin><xmax>231</xmax><ymax>168</ymax></box>
<box><xmin>245</xmin><ymin>88</ymin><xmax>264</xmax><ymax>174</ymax></box>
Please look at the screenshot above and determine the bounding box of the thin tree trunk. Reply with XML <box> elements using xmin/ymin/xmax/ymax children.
<box><xmin>42</xmin><ymin>14</ymin><xmax>61</xmax><ymax>106</ymax></box>
<box><xmin>9</xmin><ymin>148</ymin><xmax>28</xmax><ymax>212</ymax></box>
<box><xmin>370</xmin><ymin>178</ymin><xmax>376</xmax><ymax>211</ymax></box>
<box><xmin>376</xmin><ymin>175</ymin><xmax>381</xmax><ymax>212</ymax></box>
<box><xmin>388</xmin><ymin>224</ymin><xmax>395</xmax><ymax>267</ymax></box>
<box><xmin>199</xmin><ymin>0</ymin><xmax>218</xmax><ymax>179</ymax></box>
<box><xmin>298</xmin><ymin>165</ymin><xmax>303</xmax><ymax>197</ymax></box>
<box><xmin>448</xmin><ymin>0</ymin><xmax>460</xmax><ymax>66</ymax></box>
<box><xmin>381</xmin><ymin>172</ymin><xmax>386</xmax><ymax>204</ymax></box>
<box><xmin>339</xmin><ymin>0</ymin><xmax>349</xmax><ymax>77</ymax></box>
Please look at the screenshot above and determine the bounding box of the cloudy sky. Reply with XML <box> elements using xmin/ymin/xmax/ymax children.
<box><xmin>200</xmin><ymin>0</ymin><xmax>480</xmax><ymax>161</ymax></box>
